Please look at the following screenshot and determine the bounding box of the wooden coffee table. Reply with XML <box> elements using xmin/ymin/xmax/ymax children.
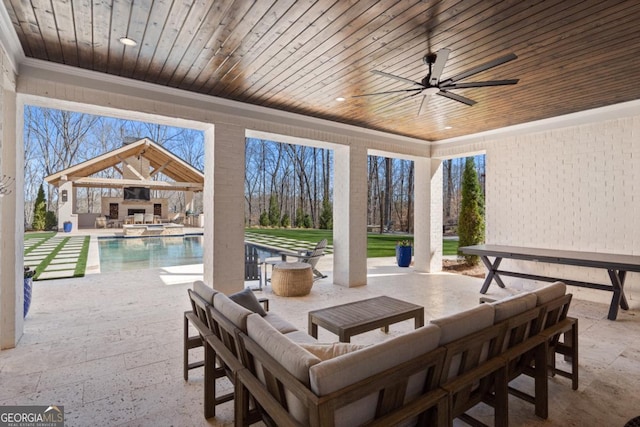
<box><xmin>308</xmin><ymin>296</ymin><xmax>424</xmax><ymax>342</ymax></box>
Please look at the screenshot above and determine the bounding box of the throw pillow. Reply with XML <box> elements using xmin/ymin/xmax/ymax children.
<box><xmin>229</xmin><ymin>287</ymin><xmax>267</xmax><ymax>316</ymax></box>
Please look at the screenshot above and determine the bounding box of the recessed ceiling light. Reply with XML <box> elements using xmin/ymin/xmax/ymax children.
<box><xmin>335</xmin><ymin>97</ymin><xmax>346</xmax><ymax>102</ymax></box>
<box><xmin>444</xmin><ymin>126</ymin><xmax>453</xmax><ymax>130</ymax></box>
<box><xmin>119</xmin><ymin>37</ymin><xmax>137</xmax><ymax>47</ymax></box>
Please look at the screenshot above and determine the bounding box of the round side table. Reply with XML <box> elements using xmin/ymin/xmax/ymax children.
<box><xmin>271</xmin><ymin>262</ymin><xmax>313</xmax><ymax>297</ymax></box>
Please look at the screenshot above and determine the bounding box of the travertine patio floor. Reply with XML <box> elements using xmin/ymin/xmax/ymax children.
<box><xmin>1</xmin><ymin>256</ymin><xmax>639</xmax><ymax>426</ymax></box>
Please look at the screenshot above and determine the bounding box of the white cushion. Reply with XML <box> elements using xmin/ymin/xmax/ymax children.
<box><xmin>247</xmin><ymin>314</ymin><xmax>321</xmax><ymax>424</ymax></box>
<box><xmin>491</xmin><ymin>292</ymin><xmax>537</xmax><ymax>322</ymax></box>
<box><xmin>309</xmin><ymin>325</ymin><xmax>441</xmax><ymax>427</ymax></box>
<box><xmin>533</xmin><ymin>281</ymin><xmax>566</xmax><ymax>305</ymax></box>
<box><xmin>193</xmin><ymin>280</ymin><xmax>216</xmax><ymax>305</ymax></box>
<box><xmin>213</xmin><ymin>293</ymin><xmax>252</xmax><ymax>332</ymax></box>
<box><xmin>431</xmin><ymin>304</ymin><xmax>495</xmax><ymax>345</ymax></box>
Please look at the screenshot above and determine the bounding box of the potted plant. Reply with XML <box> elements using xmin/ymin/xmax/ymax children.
<box><xmin>24</xmin><ymin>266</ymin><xmax>36</xmax><ymax>318</ymax></box>
<box><xmin>396</xmin><ymin>240</ymin><xmax>413</xmax><ymax>267</ymax></box>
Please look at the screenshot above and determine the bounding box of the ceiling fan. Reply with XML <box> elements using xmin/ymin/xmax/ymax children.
<box><xmin>355</xmin><ymin>48</ymin><xmax>519</xmax><ymax>115</ymax></box>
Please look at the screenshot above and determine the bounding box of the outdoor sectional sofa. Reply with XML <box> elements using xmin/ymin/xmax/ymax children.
<box><xmin>184</xmin><ymin>280</ymin><xmax>578</xmax><ymax>426</ymax></box>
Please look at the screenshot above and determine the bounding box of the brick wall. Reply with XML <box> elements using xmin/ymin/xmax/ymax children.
<box><xmin>485</xmin><ymin>115</ymin><xmax>640</xmax><ymax>290</ymax></box>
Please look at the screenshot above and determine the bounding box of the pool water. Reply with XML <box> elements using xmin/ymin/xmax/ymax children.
<box><xmin>99</xmin><ymin>236</ymin><xmax>204</xmax><ymax>272</ymax></box>
<box><xmin>98</xmin><ymin>236</ymin><xmax>281</xmax><ymax>272</ymax></box>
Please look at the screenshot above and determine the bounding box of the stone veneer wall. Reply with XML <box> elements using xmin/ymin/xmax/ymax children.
<box><xmin>484</xmin><ymin>115</ymin><xmax>640</xmax><ymax>291</ymax></box>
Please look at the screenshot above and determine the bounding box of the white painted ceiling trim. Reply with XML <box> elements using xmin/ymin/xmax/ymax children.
<box><xmin>432</xmin><ymin>99</ymin><xmax>640</xmax><ymax>153</ymax></box>
<box><xmin>0</xmin><ymin>3</ymin><xmax>24</xmax><ymax>74</ymax></box>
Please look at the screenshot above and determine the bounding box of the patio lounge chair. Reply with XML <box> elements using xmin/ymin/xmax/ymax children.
<box><xmin>133</xmin><ymin>213</ymin><xmax>144</xmax><ymax>224</ymax></box>
<box><xmin>144</xmin><ymin>213</ymin><xmax>155</xmax><ymax>224</ymax></box>
<box><xmin>281</xmin><ymin>238</ymin><xmax>328</xmax><ymax>279</ymax></box>
<box><xmin>244</xmin><ymin>245</ymin><xmax>263</xmax><ymax>290</ymax></box>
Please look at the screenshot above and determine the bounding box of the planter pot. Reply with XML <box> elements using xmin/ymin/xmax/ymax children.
<box><xmin>63</xmin><ymin>222</ymin><xmax>72</xmax><ymax>232</ymax></box>
<box><xmin>24</xmin><ymin>278</ymin><xmax>33</xmax><ymax>318</ymax></box>
<box><xmin>396</xmin><ymin>245</ymin><xmax>412</xmax><ymax>267</ymax></box>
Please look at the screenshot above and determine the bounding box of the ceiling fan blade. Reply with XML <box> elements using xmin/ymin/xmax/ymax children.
<box><xmin>437</xmin><ymin>90</ymin><xmax>476</xmax><ymax>106</ymax></box>
<box><xmin>352</xmin><ymin>88</ymin><xmax>422</xmax><ymax>98</ymax></box>
<box><xmin>418</xmin><ymin>95</ymin><xmax>431</xmax><ymax>116</ymax></box>
<box><xmin>440</xmin><ymin>79</ymin><xmax>519</xmax><ymax>89</ymax></box>
<box><xmin>442</xmin><ymin>53</ymin><xmax>517</xmax><ymax>84</ymax></box>
<box><xmin>372</xmin><ymin>70</ymin><xmax>423</xmax><ymax>87</ymax></box>
<box><xmin>429</xmin><ymin>48</ymin><xmax>450</xmax><ymax>85</ymax></box>
<box><xmin>380</xmin><ymin>91</ymin><xmax>423</xmax><ymax>110</ymax></box>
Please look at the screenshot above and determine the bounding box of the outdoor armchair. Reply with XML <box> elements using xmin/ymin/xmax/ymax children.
<box><xmin>280</xmin><ymin>238</ymin><xmax>328</xmax><ymax>279</ymax></box>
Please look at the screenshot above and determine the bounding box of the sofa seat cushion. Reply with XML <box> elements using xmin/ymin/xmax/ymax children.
<box><xmin>300</xmin><ymin>343</ymin><xmax>368</xmax><ymax>361</ymax></box>
<box><xmin>214</xmin><ymin>293</ymin><xmax>252</xmax><ymax>332</ymax></box>
<box><xmin>229</xmin><ymin>287</ymin><xmax>267</xmax><ymax>316</ymax></box>
<box><xmin>430</xmin><ymin>304</ymin><xmax>495</xmax><ymax>346</ymax></box>
<box><xmin>533</xmin><ymin>281</ymin><xmax>566</xmax><ymax>305</ymax></box>
<box><xmin>491</xmin><ymin>292</ymin><xmax>537</xmax><ymax>322</ymax></box>
<box><xmin>193</xmin><ymin>280</ymin><xmax>216</xmax><ymax>305</ymax></box>
<box><xmin>309</xmin><ymin>324</ymin><xmax>441</xmax><ymax>427</ymax></box>
<box><xmin>284</xmin><ymin>330</ymin><xmax>320</xmax><ymax>344</ymax></box>
<box><xmin>264</xmin><ymin>313</ymin><xmax>298</xmax><ymax>334</ymax></box>
<box><xmin>247</xmin><ymin>313</ymin><xmax>321</xmax><ymax>425</ymax></box>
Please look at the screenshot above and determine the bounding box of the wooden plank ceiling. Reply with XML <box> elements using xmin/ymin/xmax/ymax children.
<box><xmin>4</xmin><ymin>0</ymin><xmax>640</xmax><ymax>141</ymax></box>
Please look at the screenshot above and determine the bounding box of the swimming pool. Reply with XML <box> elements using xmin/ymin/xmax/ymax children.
<box><xmin>99</xmin><ymin>236</ymin><xmax>204</xmax><ymax>272</ymax></box>
<box><xmin>98</xmin><ymin>236</ymin><xmax>281</xmax><ymax>272</ymax></box>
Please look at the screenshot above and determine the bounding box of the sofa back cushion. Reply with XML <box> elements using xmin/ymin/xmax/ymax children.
<box><xmin>431</xmin><ymin>304</ymin><xmax>495</xmax><ymax>346</ymax></box>
<box><xmin>431</xmin><ymin>304</ymin><xmax>495</xmax><ymax>382</ymax></box>
<box><xmin>533</xmin><ymin>281</ymin><xmax>566</xmax><ymax>305</ymax></box>
<box><xmin>247</xmin><ymin>314</ymin><xmax>321</xmax><ymax>425</ymax></box>
<box><xmin>491</xmin><ymin>292</ymin><xmax>537</xmax><ymax>322</ymax></box>
<box><xmin>214</xmin><ymin>293</ymin><xmax>252</xmax><ymax>332</ymax></box>
<box><xmin>193</xmin><ymin>280</ymin><xmax>216</xmax><ymax>305</ymax></box>
<box><xmin>309</xmin><ymin>324</ymin><xmax>441</xmax><ymax>427</ymax></box>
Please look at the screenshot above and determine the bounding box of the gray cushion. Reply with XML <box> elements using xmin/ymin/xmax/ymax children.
<box><xmin>533</xmin><ymin>281</ymin><xmax>566</xmax><ymax>305</ymax></box>
<box><xmin>309</xmin><ymin>324</ymin><xmax>441</xmax><ymax>427</ymax></box>
<box><xmin>430</xmin><ymin>304</ymin><xmax>495</xmax><ymax>345</ymax></box>
<box><xmin>193</xmin><ymin>280</ymin><xmax>216</xmax><ymax>305</ymax></box>
<box><xmin>284</xmin><ymin>330</ymin><xmax>320</xmax><ymax>344</ymax></box>
<box><xmin>247</xmin><ymin>314</ymin><xmax>321</xmax><ymax>424</ymax></box>
<box><xmin>213</xmin><ymin>293</ymin><xmax>252</xmax><ymax>332</ymax></box>
<box><xmin>229</xmin><ymin>287</ymin><xmax>267</xmax><ymax>316</ymax></box>
<box><xmin>491</xmin><ymin>292</ymin><xmax>537</xmax><ymax>322</ymax></box>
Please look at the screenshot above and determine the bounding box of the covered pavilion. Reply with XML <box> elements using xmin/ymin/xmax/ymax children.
<box><xmin>44</xmin><ymin>137</ymin><xmax>204</xmax><ymax>231</ymax></box>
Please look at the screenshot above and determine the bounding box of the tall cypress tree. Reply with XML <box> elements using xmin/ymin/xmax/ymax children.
<box><xmin>457</xmin><ymin>157</ymin><xmax>485</xmax><ymax>265</ymax></box>
<box><xmin>32</xmin><ymin>184</ymin><xmax>47</xmax><ymax>231</ymax></box>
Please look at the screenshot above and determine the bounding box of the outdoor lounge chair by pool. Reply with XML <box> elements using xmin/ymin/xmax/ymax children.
<box><xmin>281</xmin><ymin>238</ymin><xmax>328</xmax><ymax>279</ymax></box>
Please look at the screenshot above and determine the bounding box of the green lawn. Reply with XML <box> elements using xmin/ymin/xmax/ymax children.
<box><xmin>24</xmin><ymin>232</ymin><xmax>90</xmax><ymax>280</ymax></box>
<box><xmin>245</xmin><ymin>228</ymin><xmax>458</xmax><ymax>257</ymax></box>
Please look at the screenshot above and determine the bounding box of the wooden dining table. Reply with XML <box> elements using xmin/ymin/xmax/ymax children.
<box><xmin>460</xmin><ymin>244</ymin><xmax>640</xmax><ymax>320</ymax></box>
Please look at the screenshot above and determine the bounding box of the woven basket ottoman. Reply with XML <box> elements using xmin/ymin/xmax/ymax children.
<box><xmin>271</xmin><ymin>262</ymin><xmax>313</xmax><ymax>297</ymax></box>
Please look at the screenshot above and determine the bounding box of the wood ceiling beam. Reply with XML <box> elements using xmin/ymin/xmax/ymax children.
<box><xmin>71</xmin><ymin>176</ymin><xmax>203</xmax><ymax>191</ymax></box>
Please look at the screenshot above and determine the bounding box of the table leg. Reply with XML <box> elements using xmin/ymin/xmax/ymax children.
<box><xmin>479</xmin><ymin>256</ymin><xmax>506</xmax><ymax>294</ymax></box>
<box><xmin>309</xmin><ymin>318</ymin><xmax>318</xmax><ymax>339</ymax></box>
<box><xmin>607</xmin><ymin>270</ymin><xmax>629</xmax><ymax>320</ymax></box>
<box><xmin>415</xmin><ymin>309</ymin><xmax>424</xmax><ymax>328</ymax></box>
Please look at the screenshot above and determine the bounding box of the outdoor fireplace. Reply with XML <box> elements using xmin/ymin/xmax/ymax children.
<box><xmin>127</xmin><ymin>208</ymin><xmax>146</xmax><ymax>216</ymax></box>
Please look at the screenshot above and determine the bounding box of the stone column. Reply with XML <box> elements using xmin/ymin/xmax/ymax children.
<box><xmin>333</xmin><ymin>145</ymin><xmax>367</xmax><ymax>287</ymax></box>
<box><xmin>202</xmin><ymin>123</ymin><xmax>246</xmax><ymax>294</ymax></box>
<box><xmin>0</xmin><ymin>85</ymin><xmax>23</xmax><ymax>349</ymax></box>
<box><xmin>58</xmin><ymin>179</ymin><xmax>75</xmax><ymax>231</ymax></box>
<box><xmin>413</xmin><ymin>158</ymin><xmax>443</xmax><ymax>273</ymax></box>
